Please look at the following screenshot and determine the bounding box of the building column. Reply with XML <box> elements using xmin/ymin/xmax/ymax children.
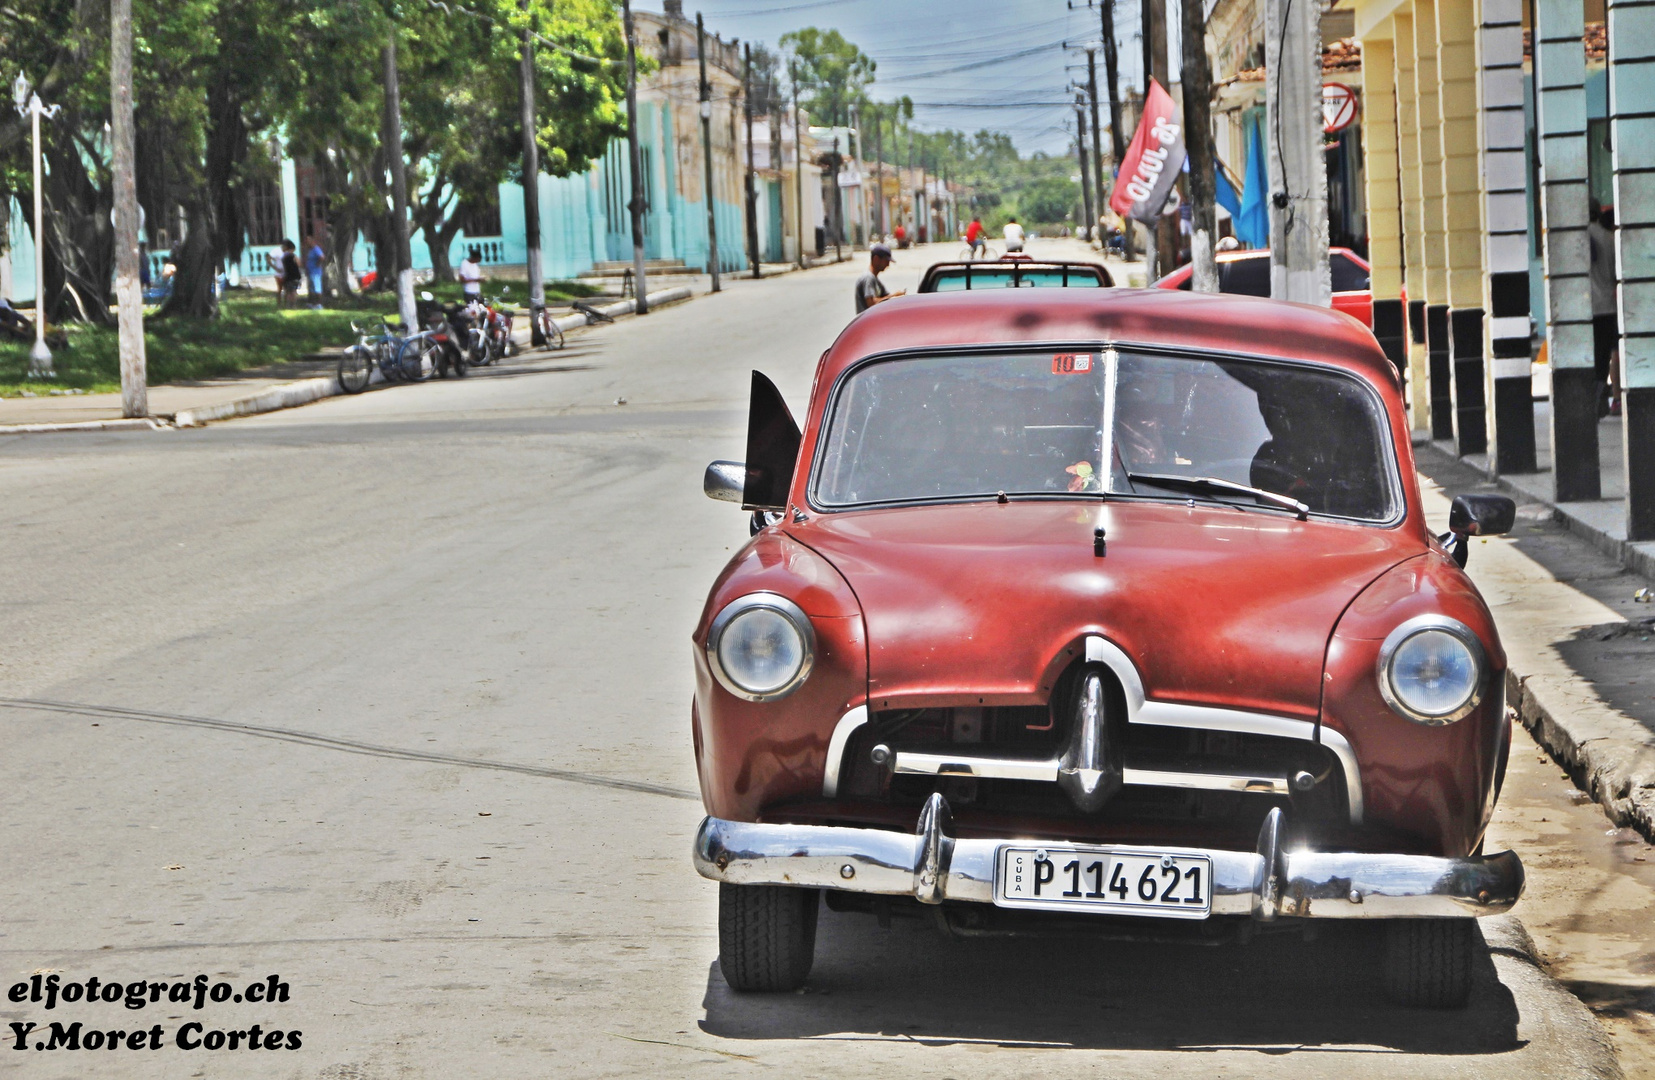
<box><xmin>1534</xmin><ymin>0</ymin><xmax>1600</xmax><ymax>500</ymax></box>
<box><xmin>1414</xmin><ymin>0</ymin><xmax>1455</xmax><ymax>440</ymax></box>
<box><xmin>1395</xmin><ymin>13</ymin><xmax>1432</xmax><ymax>430</ymax></box>
<box><xmin>1479</xmin><ymin>0</ymin><xmax>1538</xmax><ymax>473</ymax></box>
<box><xmin>1364</xmin><ymin>33</ymin><xmax>1408</xmax><ymax>382</ymax></box>
<box><xmin>1438</xmin><ymin>0</ymin><xmax>1489</xmax><ymax>456</ymax></box>
<box><xmin>1607</xmin><ymin>0</ymin><xmax>1655</xmax><ymax>539</ymax></box>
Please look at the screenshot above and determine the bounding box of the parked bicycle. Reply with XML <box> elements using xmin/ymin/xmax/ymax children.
<box><xmin>569</xmin><ymin>298</ymin><xmax>614</xmax><ymax>325</ymax></box>
<box><xmin>532</xmin><ymin>302</ymin><xmax>566</xmax><ymax>351</ymax></box>
<box><xmin>338</xmin><ymin>317</ymin><xmax>404</xmax><ymax>393</ymax></box>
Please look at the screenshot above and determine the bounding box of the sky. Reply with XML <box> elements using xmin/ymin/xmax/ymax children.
<box><xmin>638</xmin><ymin>0</ymin><xmax>1183</xmax><ymax>158</ymax></box>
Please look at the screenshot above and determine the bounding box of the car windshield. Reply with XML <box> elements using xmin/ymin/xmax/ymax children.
<box><xmin>813</xmin><ymin>348</ymin><xmax>1399</xmax><ymax>522</ymax></box>
<box><xmin>927</xmin><ymin>268</ymin><xmax>1106</xmax><ymax>291</ymax></box>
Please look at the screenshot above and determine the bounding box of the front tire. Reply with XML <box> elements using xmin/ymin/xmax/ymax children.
<box><xmin>337</xmin><ymin>348</ymin><xmax>371</xmax><ymax>393</ymax></box>
<box><xmin>717</xmin><ymin>883</ymin><xmax>818</xmax><ymax>992</ymax></box>
<box><xmin>1383</xmin><ymin>919</ymin><xmax>1476</xmax><ymax>1008</ymax></box>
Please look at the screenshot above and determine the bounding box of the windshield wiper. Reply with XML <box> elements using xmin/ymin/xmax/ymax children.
<box><xmin>1125</xmin><ymin>472</ymin><xmax>1310</xmax><ymax>520</ymax></box>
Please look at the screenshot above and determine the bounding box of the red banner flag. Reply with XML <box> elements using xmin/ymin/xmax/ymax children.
<box><xmin>1108</xmin><ymin>79</ymin><xmax>1186</xmax><ymax>224</ymax></box>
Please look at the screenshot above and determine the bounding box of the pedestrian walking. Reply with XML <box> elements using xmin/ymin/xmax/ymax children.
<box><xmin>278</xmin><ymin>240</ymin><xmax>301</xmax><ymax>308</ymax></box>
<box><xmin>854</xmin><ymin>242</ymin><xmax>904</xmax><ymax>315</ymax></box>
<box><xmin>459</xmin><ymin>247</ymin><xmax>484</xmax><ymax>300</ymax></box>
<box><xmin>1589</xmin><ymin>205</ymin><xmax>1621</xmax><ymax>416</ymax></box>
<box><xmin>305</xmin><ymin>234</ymin><xmax>326</xmax><ymax>309</ymax></box>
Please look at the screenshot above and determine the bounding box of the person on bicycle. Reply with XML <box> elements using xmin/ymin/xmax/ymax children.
<box><xmin>1003</xmin><ymin>216</ymin><xmax>1026</xmax><ymax>253</ymax></box>
<box><xmin>965</xmin><ymin>216</ymin><xmax>985</xmax><ymax>258</ymax></box>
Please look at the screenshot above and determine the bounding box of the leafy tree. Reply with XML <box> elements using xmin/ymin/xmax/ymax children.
<box><xmin>778</xmin><ymin>27</ymin><xmax>874</xmax><ymax>127</ymax></box>
<box><xmin>1019</xmin><ymin>175</ymin><xmax>1079</xmax><ymax>226</ymax></box>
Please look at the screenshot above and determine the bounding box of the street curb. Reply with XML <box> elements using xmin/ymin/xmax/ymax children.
<box><xmin>1481</xmin><ymin>915</ymin><xmax>1625</xmax><ymax>1079</ymax></box>
<box><xmin>1506</xmin><ymin>663</ymin><xmax>1655</xmax><ymax>843</ymax></box>
<box><xmin>0</xmin><ymin>417</ymin><xmax>168</xmax><ymax>435</ymax></box>
<box><xmin>1416</xmin><ymin>439</ymin><xmax>1655</xmax><ymax>580</ymax></box>
<box><xmin>174</xmin><ymin>374</ymin><xmax>340</xmax><ymax>428</ymax></box>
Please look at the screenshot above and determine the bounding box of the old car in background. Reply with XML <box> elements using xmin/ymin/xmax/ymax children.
<box><xmin>692</xmin><ymin>288</ymin><xmax>1520</xmax><ymax>1008</ymax></box>
<box><xmin>1153</xmin><ymin>248</ymin><xmax>1374</xmax><ymax>326</ymax></box>
<box><xmin>919</xmin><ymin>257</ymin><xmax>1114</xmax><ymax>293</ymax></box>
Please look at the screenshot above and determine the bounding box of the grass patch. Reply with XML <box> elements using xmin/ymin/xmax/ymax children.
<box><xmin>0</xmin><ymin>277</ymin><xmax>603</xmax><ymax>397</ymax></box>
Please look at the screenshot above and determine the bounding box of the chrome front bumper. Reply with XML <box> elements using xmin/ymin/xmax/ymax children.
<box><xmin>693</xmin><ymin>795</ymin><xmax>1523</xmax><ymax>920</ymax></box>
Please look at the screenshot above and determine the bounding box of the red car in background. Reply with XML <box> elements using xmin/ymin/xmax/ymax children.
<box><xmin>693</xmin><ymin>287</ymin><xmax>1521</xmax><ymax>1009</ymax></box>
<box><xmin>1154</xmin><ymin>248</ymin><xmax>1374</xmax><ymax>326</ymax></box>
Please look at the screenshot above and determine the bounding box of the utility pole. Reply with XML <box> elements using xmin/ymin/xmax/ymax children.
<box><xmin>1075</xmin><ymin>101</ymin><xmax>1095</xmax><ymax>245</ymax></box>
<box><xmin>831</xmin><ymin>137</ymin><xmax>843</xmax><ymax>261</ymax></box>
<box><xmin>1263</xmin><ymin>0</ymin><xmax>1329</xmax><ymax>302</ymax></box>
<box><xmin>111</xmin><ymin>0</ymin><xmax>146</xmax><ymax>415</ymax></box>
<box><xmin>696</xmin><ymin>14</ymin><xmax>721</xmax><ymax>292</ymax></box>
<box><xmin>872</xmin><ymin>106</ymin><xmax>885</xmax><ymax>236</ymax></box>
<box><xmin>622</xmin><ymin>0</ymin><xmax>650</xmax><ymax>312</ymax></box>
<box><xmin>1143</xmin><ymin>0</ymin><xmax>1171</xmax><ymax>275</ymax></box>
<box><xmin>382</xmin><ymin>37</ymin><xmax>416</xmax><ymax>334</ymax></box>
<box><xmin>791</xmin><ymin>61</ymin><xmax>805</xmax><ymax>269</ymax></box>
<box><xmin>742</xmin><ymin>43</ymin><xmax>760</xmax><ymax>278</ymax></box>
<box><xmin>1181</xmin><ymin>0</ymin><xmax>1218</xmax><ymax>291</ymax></box>
<box><xmin>519</xmin><ymin>1</ymin><xmax>546</xmax><ymax>344</ymax></box>
<box><xmin>1085</xmin><ymin>47</ymin><xmax>1106</xmax><ymax>243</ymax></box>
<box><xmin>1091</xmin><ymin>0</ymin><xmax>1131</xmax><ymax>257</ymax></box>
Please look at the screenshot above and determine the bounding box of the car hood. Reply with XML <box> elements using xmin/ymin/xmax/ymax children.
<box><xmin>787</xmin><ymin>499</ymin><xmax>1424</xmax><ymax>719</ymax></box>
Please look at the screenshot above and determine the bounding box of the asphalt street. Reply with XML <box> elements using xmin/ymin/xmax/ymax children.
<box><xmin>0</xmin><ymin>244</ymin><xmax>1623</xmax><ymax>1078</ymax></box>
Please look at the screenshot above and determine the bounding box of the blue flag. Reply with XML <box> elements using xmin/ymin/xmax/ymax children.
<box><xmin>1236</xmin><ymin>119</ymin><xmax>1270</xmax><ymax>249</ymax></box>
<box><xmin>1215</xmin><ymin>163</ymin><xmax>1241</xmax><ymax>220</ymax></box>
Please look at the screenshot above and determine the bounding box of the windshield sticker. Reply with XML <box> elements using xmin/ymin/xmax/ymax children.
<box><xmin>1052</xmin><ymin>353</ymin><xmax>1093</xmax><ymax>374</ymax></box>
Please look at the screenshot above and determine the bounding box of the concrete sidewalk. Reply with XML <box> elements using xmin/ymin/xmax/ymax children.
<box><xmin>1426</xmin><ymin>404</ymin><xmax>1654</xmax><ymax>579</ymax></box>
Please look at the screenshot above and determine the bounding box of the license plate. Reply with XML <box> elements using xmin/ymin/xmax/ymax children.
<box><xmin>995</xmin><ymin>846</ymin><xmax>1212</xmax><ymax>919</ymax></box>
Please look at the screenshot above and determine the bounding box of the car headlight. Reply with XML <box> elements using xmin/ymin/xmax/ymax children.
<box><xmin>1376</xmin><ymin>615</ymin><xmax>1487</xmax><ymax>725</ymax></box>
<box><xmin>706</xmin><ymin>593</ymin><xmax>815</xmax><ymax>702</ymax></box>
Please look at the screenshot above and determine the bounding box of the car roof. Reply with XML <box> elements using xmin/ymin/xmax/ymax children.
<box><xmin>918</xmin><ymin>259</ymin><xmax>1115</xmax><ymax>291</ymax></box>
<box><xmin>829</xmin><ymin>287</ymin><xmax>1396</xmax><ymax>388</ymax></box>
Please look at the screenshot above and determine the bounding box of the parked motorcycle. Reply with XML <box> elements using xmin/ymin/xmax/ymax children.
<box><xmin>395</xmin><ymin>291</ymin><xmax>470</xmax><ymax>380</ymax></box>
<box><xmin>465</xmin><ymin>285</ymin><xmax>515</xmax><ymax>366</ymax></box>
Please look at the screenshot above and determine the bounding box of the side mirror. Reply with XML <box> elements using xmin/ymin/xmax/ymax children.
<box><xmin>350</xmin><ymin>320</ymin><xmax>361</xmax><ymax>333</ymax></box>
<box><xmin>1440</xmin><ymin>493</ymin><xmax>1516</xmax><ymax>567</ymax></box>
<box><xmin>704</xmin><ymin>460</ymin><xmax>745</xmax><ymax>503</ymax></box>
<box><xmin>501</xmin><ymin>285</ymin><xmax>511</xmax><ymax>295</ymax></box>
<box><xmin>1449</xmin><ymin>493</ymin><xmax>1516</xmax><ymax>537</ymax></box>
<box><xmin>419</xmin><ymin>290</ymin><xmax>434</xmax><ymax>302</ymax></box>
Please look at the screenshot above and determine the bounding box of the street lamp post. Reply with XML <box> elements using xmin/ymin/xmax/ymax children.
<box><xmin>13</xmin><ymin>73</ymin><xmax>60</xmax><ymax>379</ymax></box>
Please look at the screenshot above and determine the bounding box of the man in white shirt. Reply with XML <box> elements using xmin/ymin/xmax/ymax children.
<box><xmin>1003</xmin><ymin>217</ymin><xmax>1026</xmax><ymax>253</ymax></box>
<box><xmin>458</xmin><ymin>247</ymin><xmax>484</xmax><ymax>299</ymax></box>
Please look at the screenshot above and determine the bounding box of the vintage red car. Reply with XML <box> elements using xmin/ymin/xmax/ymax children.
<box><xmin>692</xmin><ymin>288</ymin><xmax>1521</xmax><ymax>1008</ymax></box>
<box><xmin>1153</xmin><ymin>247</ymin><xmax>1375</xmax><ymax>326</ymax></box>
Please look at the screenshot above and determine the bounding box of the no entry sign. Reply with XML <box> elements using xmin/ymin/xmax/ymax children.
<box><xmin>1323</xmin><ymin>82</ymin><xmax>1358</xmax><ymax>134</ymax></box>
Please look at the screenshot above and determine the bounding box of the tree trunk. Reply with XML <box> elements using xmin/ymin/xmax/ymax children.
<box><xmin>158</xmin><ymin>201</ymin><xmax>220</xmax><ymax>318</ymax></box>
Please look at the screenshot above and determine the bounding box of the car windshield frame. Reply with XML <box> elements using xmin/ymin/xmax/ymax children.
<box><xmin>806</xmin><ymin>342</ymin><xmax>1406</xmax><ymax>527</ymax></box>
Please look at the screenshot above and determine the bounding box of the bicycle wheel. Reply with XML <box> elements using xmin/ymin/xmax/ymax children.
<box><xmin>396</xmin><ymin>335</ymin><xmax>438</xmax><ymax>382</ymax></box>
<box><xmin>337</xmin><ymin>346</ymin><xmax>371</xmax><ymax>394</ymax></box>
<box><xmin>537</xmin><ymin>309</ymin><xmax>565</xmax><ymax>349</ymax></box>
<box><xmin>377</xmin><ymin>341</ymin><xmax>402</xmax><ymax>381</ymax></box>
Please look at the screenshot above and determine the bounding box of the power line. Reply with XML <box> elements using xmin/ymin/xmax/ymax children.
<box><xmin>876</xmin><ymin>38</ymin><xmax>1070</xmax><ymax>81</ymax></box>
